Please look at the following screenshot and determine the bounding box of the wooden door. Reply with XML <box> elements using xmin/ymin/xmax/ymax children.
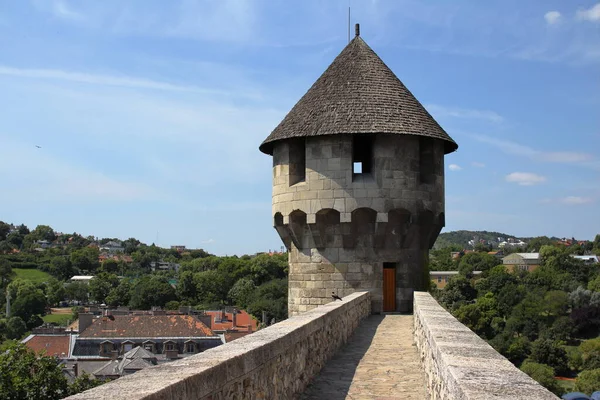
<box><xmin>383</xmin><ymin>267</ymin><xmax>396</xmax><ymax>312</ymax></box>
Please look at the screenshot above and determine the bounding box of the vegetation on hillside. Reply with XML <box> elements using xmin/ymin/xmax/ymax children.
<box><xmin>0</xmin><ymin>220</ymin><xmax>288</xmax><ymax>347</ymax></box>
<box><xmin>432</xmin><ymin>236</ymin><xmax>600</xmax><ymax>396</ymax></box>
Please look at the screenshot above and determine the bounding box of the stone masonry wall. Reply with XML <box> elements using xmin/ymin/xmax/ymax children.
<box><xmin>272</xmin><ymin>134</ymin><xmax>445</xmax><ymax>316</ymax></box>
<box><xmin>413</xmin><ymin>292</ymin><xmax>559</xmax><ymax>400</ymax></box>
<box><xmin>66</xmin><ymin>291</ymin><xmax>371</xmax><ymax>400</ymax></box>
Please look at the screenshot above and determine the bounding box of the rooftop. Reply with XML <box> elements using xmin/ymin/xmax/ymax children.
<box><xmin>259</xmin><ymin>25</ymin><xmax>457</xmax><ymax>155</ymax></box>
<box><xmin>79</xmin><ymin>314</ymin><xmax>215</xmax><ymax>338</ymax></box>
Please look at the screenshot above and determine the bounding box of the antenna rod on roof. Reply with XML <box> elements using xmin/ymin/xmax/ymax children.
<box><xmin>348</xmin><ymin>6</ymin><xmax>351</xmax><ymax>43</ymax></box>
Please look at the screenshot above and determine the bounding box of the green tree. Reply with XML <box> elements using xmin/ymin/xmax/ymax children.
<box><xmin>0</xmin><ymin>258</ymin><xmax>15</xmax><ymax>289</ymax></box>
<box><xmin>520</xmin><ymin>361</ymin><xmax>562</xmax><ymax>395</ymax></box>
<box><xmin>228</xmin><ymin>278</ymin><xmax>257</xmax><ymax>308</ymax></box>
<box><xmin>0</xmin><ymin>221</ymin><xmax>10</xmax><ymax>241</ymax></box>
<box><xmin>527</xmin><ymin>236</ymin><xmax>555</xmax><ymax>252</ymax></box>
<box><xmin>68</xmin><ymin>372</ymin><xmax>105</xmax><ymax>396</ymax></box>
<box><xmin>5</xmin><ymin>317</ymin><xmax>27</xmax><ymax>339</ymax></box>
<box><xmin>12</xmin><ymin>289</ymin><xmax>47</xmax><ymax>323</ymax></box>
<box><xmin>65</xmin><ymin>281</ymin><xmax>89</xmax><ymax>303</ymax></box>
<box><xmin>28</xmin><ymin>224</ymin><xmax>56</xmax><ymax>242</ymax></box>
<box><xmin>176</xmin><ymin>270</ymin><xmax>197</xmax><ymax>302</ymax></box>
<box><xmin>49</xmin><ymin>256</ymin><xmax>74</xmax><ymax>280</ymax></box>
<box><xmin>246</xmin><ymin>279</ymin><xmax>288</xmax><ymax>322</ymax></box>
<box><xmin>458</xmin><ymin>252</ymin><xmax>498</xmax><ymax>277</ymax></box>
<box><xmin>194</xmin><ymin>269</ymin><xmax>229</xmax><ymax>306</ymax></box>
<box><xmin>588</xmin><ymin>275</ymin><xmax>600</xmax><ymax>292</ymax></box>
<box><xmin>580</xmin><ymin>338</ymin><xmax>600</xmax><ymax>371</ymax></box>
<box><xmin>437</xmin><ymin>276</ymin><xmax>477</xmax><ymax>311</ymax></box>
<box><xmin>0</xmin><ymin>342</ymin><xmax>69</xmax><ymax>399</ymax></box>
<box><xmin>45</xmin><ymin>277</ymin><xmax>66</xmax><ymax>307</ymax></box>
<box><xmin>88</xmin><ymin>273</ymin><xmax>119</xmax><ymax>303</ymax></box>
<box><xmin>575</xmin><ymin>368</ymin><xmax>600</xmax><ymax>395</ymax></box>
<box><xmin>105</xmin><ymin>280</ymin><xmax>132</xmax><ymax>308</ymax></box>
<box><xmin>70</xmin><ymin>247</ymin><xmax>100</xmax><ymax>273</ymax></box>
<box><xmin>99</xmin><ymin>259</ymin><xmax>119</xmax><ymax>274</ymax></box>
<box><xmin>129</xmin><ymin>276</ymin><xmax>176</xmax><ymax>309</ymax></box>
<box><xmin>529</xmin><ymin>338</ymin><xmax>568</xmax><ymax>375</ymax></box>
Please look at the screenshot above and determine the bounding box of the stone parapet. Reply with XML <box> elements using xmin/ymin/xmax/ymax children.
<box><xmin>66</xmin><ymin>291</ymin><xmax>371</xmax><ymax>400</ymax></box>
<box><xmin>413</xmin><ymin>292</ymin><xmax>559</xmax><ymax>400</ymax></box>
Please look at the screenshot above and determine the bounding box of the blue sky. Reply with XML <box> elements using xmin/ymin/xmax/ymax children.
<box><xmin>0</xmin><ymin>1</ymin><xmax>598</xmax><ymax>255</ymax></box>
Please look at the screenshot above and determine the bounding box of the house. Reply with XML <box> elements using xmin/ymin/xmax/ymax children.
<box><xmin>204</xmin><ymin>309</ymin><xmax>258</xmax><ymax>342</ymax></box>
<box><xmin>430</xmin><ymin>271</ymin><xmax>482</xmax><ymax>289</ymax></box>
<box><xmin>150</xmin><ymin>261</ymin><xmax>180</xmax><ymax>272</ymax></box>
<box><xmin>92</xmin><ymin>346</ymin><xmax>158</xmax><ymax>380</ymax></box>
<box><xmin>69</xmin><ymin>312</ymin><xmax>222</xmax><ymax>376</ymax></box>
<box><xmin>99</xmin><ymin>240</ymin><xmax>124</xmax><ymax>254</ymax></box>
<box><xmin>170</xmin><ymin>245</ymin><xmax>186</xmax><ymax>253</ymax></box>
<box><xmin>502</xmin><ymin>253</ymin><xmax>541</xmax><ymax>272</ymax></box>
<box><xmin>572</xmin><ymin>255</ymin><xmax>599</xmax><ymax>264</ymax></box>
<box><xmin>69</xmin><ymin>275</ymin><xmax>95</xmax><ymax>284</ymax></box>
<box><xmin>22</xmin><ymin>331</ymin><xmax>74</xmax><ymax>358</ymax></box>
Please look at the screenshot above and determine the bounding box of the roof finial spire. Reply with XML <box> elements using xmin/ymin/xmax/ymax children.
<box><xmin>355</xmin><ymin>23</ymin><xmax>360</xmax><ymax>37</ymax></box>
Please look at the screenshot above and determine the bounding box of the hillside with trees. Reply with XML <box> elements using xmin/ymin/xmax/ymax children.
<box><xmin>0</xmin><ymin>220</ymin><xmax>289</xmax><ymax>350</ymax></box>
<box><xmin>432</xmin><ymin>236</ymin><xmax>600</xmax><ymax>396</ymax></box>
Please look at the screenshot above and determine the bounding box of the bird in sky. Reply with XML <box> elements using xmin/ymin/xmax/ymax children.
<box><xmin>35</xmin><ymin>145</ymin><xmax>41</xmax><ymax>148</ymax></box>
<box><xmin>331</xmin><ymin>292</ymin><xmax>342</xmax><ymax>301</ymax></box>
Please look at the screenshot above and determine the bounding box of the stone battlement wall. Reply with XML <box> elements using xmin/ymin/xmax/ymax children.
<box><xmin>413</xmin><ymin>291</ymin><xmax>559</xmax><ymax>399</ymax></box>
<box><xmin>66</xmin><ymin>291</ymin><xmax>371</xmax><ymax>400</ymax></box>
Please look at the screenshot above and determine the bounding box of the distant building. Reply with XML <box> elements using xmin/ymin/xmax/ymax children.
<box><xmin>150</xmin><ymin>261</ymin><xmax>180</xmax><ymax>272</ymax></box>
<box><xmin>170</xmin><ymin>245</ymin><xmax>186</xmax><ymax>253</ymax></box>
<box><xmin>92</xmin><ymin>346</ymin><xmax>158</xmax><ymax>380</ymax></box>
<box><xmin>99</xmin><ymin>240</ymin><xmax>124</xmax><ymax>254</ymax></box>
<box><xmin>430</xmin><ymin>271</ymin><xmax>482</xmax><ymax>289</ymax></box>
<box><xmin>502</xmin><ymin>253</ymin><xmax>541</xmax><ymax>272</ymax></box>
<box><xmin>69</xmin><ymin>312</ymin><xmax>222</xmax><ymax>377</ymax></box>
<box><xmin>572</xmin><ymin>255</ymin><xmax>599</xmax><ymax>264</ymax></box>
<box><xmin>69</xmin><ymin>275</ymin><xmax>95</xmax><ymax>284</ymax></box>
<box><xmin>204</xmin><ymin>309</ymin><xmax>258</xmax><ymax>343</ymax></box>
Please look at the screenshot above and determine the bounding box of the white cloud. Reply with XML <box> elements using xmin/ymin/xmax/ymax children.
<box><xmin>471</xmin><ymin>162</ymin><xmax>485</xmax><ymax>168</ymax></box>
<box><xmin>561</xmin><ymin>196</ymin><xmax>594</xmax><ymax>205</ymax></box>
<box><xmin>505</xmin><ymin>172</ymin><xmax>547</xmax><ymax>186</ymax></box>
<box><xmin>544</xmin><ymin>11</ymin><xmax>562</xmax><ymax>25</ymax></box>
<box><xmin>425</xmin><ymin>104</ymin><xmax>503</xmax><ymax>123</ymax></box>
<box><xmin>576</xmin><ymin>3</ymin><xmax>600</xmax><ymax>22</ymax></box>
<box><xmin>201</xmin><ymin>239</ymin><xmax>216</xmax><ymax>244</ymax></box>
<box><xmin>449</xmin><ymin>164</ymin><xmax>462</xmax><ymax>171</ymax></box>
<box><xmin>0</xmin><ymin>66</ymin><xmax>257</xmax><ymax>98</ymax></box>
<box><xmin>52</xmin><ymin>0</ymin><xmax>83</xmax><ymax>21</ymax></box>
<box><xmin>472</xmin><ymin>135</ymin><xmax>596</xmax><ymax>168</ymax></box>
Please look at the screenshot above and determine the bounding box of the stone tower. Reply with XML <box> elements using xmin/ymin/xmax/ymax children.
<box><xmin>259</xmin><ymin>25</ymin><xmax>457</xmax><ymax>316</ymax></box>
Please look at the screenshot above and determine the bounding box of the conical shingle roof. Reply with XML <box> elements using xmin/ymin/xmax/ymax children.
<box><xmin>259</xmin><ymin>32</ymin><xmax>457</xmax><ymax>155</ymax></box>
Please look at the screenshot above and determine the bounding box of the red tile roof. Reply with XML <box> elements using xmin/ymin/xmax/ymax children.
<box><xmin>204</xmin><ymin>310</ymin><xmax>258</xmax><ymax>332</ymax></box>
<box><xmin>79</xmin><ymin>315</ymin><xmax>215</xmax><ymax>338</ymax></box>
<box><xmin>24</xmin><ymin>335</ymin><xmax>70</xmax><ymax>357</ymax></box>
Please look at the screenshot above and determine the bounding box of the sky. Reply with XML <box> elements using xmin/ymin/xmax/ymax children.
<box><xmin>0</xmin><ymin>0</ymin><xmax>598</xmax><ymax>255</ymax></box>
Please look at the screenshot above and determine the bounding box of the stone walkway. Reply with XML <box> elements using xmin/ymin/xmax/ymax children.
<box><xmin>300</xmin><ymin>315</ymin><xmax>427</xmax><ymax>400</ymax></box>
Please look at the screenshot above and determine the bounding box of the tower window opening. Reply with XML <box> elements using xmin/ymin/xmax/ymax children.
<box><xmin>289</xmin><ymin>139</ymin><xmax>306</xmax><ymax>186</ymax></box>
<box><xmin>419</xmin><ymin>137</ymin><xmax>434</xmax><ymax>184</ymax></box>
<box><xmin>353</xmin><ymin>135</ymin><xmax>372</xmax><ymax>177</ymax></box>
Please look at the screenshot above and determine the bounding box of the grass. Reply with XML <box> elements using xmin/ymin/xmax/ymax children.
<box><xmin>42</xmin><ymin>313</ymin><xmax>72</xmax><ymax>326</ymax></box>
<box><xmin>556</xmin><ymin>378</ymin><xmax>576</xmax><ymax>393</ymax></box>
<box><xmin>13</xmin><ymin>268</ymin><xmax>52</xmax><ymax>284</ymax></box>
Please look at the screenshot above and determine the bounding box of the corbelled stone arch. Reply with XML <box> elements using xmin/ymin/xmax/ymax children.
<box><xmin>417</xmin><ymin>210</ymin><xmax>435</xmax><ymax>249</ymax></box>
<box><xmin>344</xmin><ymin>207</ymin><xmax>377</xmax><ymax>249</ymax></box>
<box><xmin>273</xmin><ymin>212</ymin><xmax>291</xmax><ymax>250</ymax></box>
<box><xmin>313</xmin><ymin>209</ymin><xmax>341</xmax><ymax>249</ymax></box>
<box><xmin>274</xmin><ymin>212</ymin><xmax>284</xmax><ymax>227</ymax></box>
<box><xmin>385</xmin><ymin>208</ymin><xmax>412</xmax><ymax>248</ymax></box>
<box><xmin>289</xmin><ymin>210</ymin><xmax>308</xmax><ymax>249</ymax></box>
